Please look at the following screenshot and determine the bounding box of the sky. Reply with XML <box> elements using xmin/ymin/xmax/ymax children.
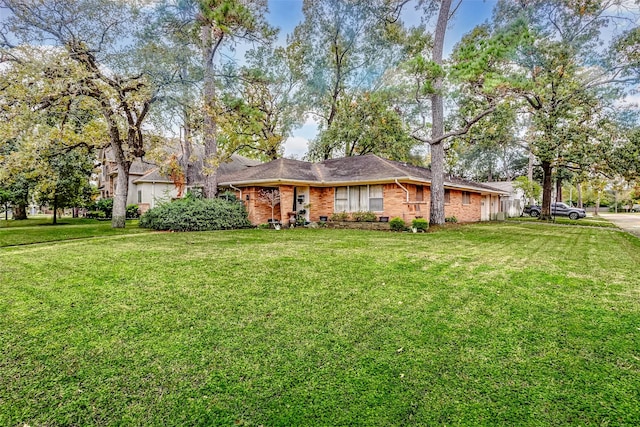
<box><xmin>264</xmin><ymin>0</ymin><xmax>500</xmax><ymax>158</ymax></box>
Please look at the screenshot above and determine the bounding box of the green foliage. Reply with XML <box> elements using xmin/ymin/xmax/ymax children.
<box><xmin>308</xmin><ymin>91</ymin><xmax>418</xmax><ymax>161</ymax></box>
<box><xmin>330</xmin><ymin>212</ymin><xmax>350</xmax><ymax>222</ymax></box>
<box><xmin>95</xmin><ymin>199</ymin><xmax>114</xmax><ymax>219</ymax></box>
<box><xmin>513</xmin><ymin>176</ymin><xmax>542</xmax><ymax>202</ymax></box>
<box><xmin>126</xmin><ymin>205</ymin><xmax>140</xmax><ymax>219</ymax></box>
<box><xmin>86</xmin><ymin>210</ymin><xmax>106</xmax><ymax>220</ymax></box>
<box><xmin>139</xmin><ymin>198</ymin><xmax>251</xmax><ymax>231</ymax></box>
<box><xmin>445</xmin><ymin>216</ymin><xmax>458</xmax><ymax>223</ymax></box>
<box><xmin>411</xmin><ymin>217</ymin><xmax>429</xmax><ymax>231</ymax></box>
<box><xmin>351</xmin><ymin>211</ymin><xmax>377</xmax><ymax>222</ymax></box>
<box><xmin>389</xmin><ymin>217</ymin><xmax>406</xmax><ymax>231</ymax></box>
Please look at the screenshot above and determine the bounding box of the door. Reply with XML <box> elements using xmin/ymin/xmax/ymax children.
<box><xmin>295</xmin><ymin>186</ymin><xmax>310</xmax><ymax>222</ymax></box>
<box><xmin>481</xmin><ymin>195</ymin><xmax>490</xmax><ymax>221</ymax></box>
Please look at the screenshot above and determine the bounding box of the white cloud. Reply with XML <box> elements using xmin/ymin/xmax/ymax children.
<box><xmin>284</xmin><ymin>136</ymin><xmax>309</xmax><ymax>158</ymax></box>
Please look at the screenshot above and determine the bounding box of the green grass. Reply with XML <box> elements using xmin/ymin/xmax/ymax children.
<box><xmin>508</xmin><ymin>215</ymin><xmax>619</xmax><ymax>228</ymax></box>
<box><xmin>1</xmin><ymin>223</ymin><xmax>639</xmax><ymax>426</ymax></box>
<box><xmin>0</xmin><ymin>217</ymin><xmax>149</xmax><ymax>247</ymax></box>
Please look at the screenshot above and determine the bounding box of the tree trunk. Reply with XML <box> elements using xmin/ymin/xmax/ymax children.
<box><xmin>555</xmin><ymin>176</ymin><xmax>563</xmax><ymax>202</ymax></box>
<box><xmin>52</xmin><ymin>194</ymin><xmax>58</xmax><ymax>225</ymax></box>
<box><xmin>527</xmin><ymin>149</ymin><xmax>535</xmax><ymax>205</ymax></box>
<box><xmin>13</xmin><ymin>202</ymin><xmax>27</xmax><ymax>220</ymax></box>
<box><xmin>428</xmin><ymin>0</ymin><xmax>452</xmax><ymax>226</ymax></box>
<box><xmin>577</xmin><ymin>182</ymin><xmax>583</xmax><ymax>208</ymax></box>
<box><xmin>181</xmin><ymin>107</ymin><xmax>194</xmax><ymax>187</ymax></box>
<box><xmin>594</xmin><ymin>194</ymin><xmax>600</xmax><ymax>216</ymax></box>
<box><xmin>202</xmin><ymin>25</ymin><xmax>219</xmax><ymax>199</ymax></box>
<box><xmin>540</xmin><ymin>160</ymin><xmax>553</xmax><ymax>220</ymax></box>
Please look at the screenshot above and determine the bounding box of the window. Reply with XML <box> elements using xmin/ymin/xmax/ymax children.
<box><xmin>334</xmin><ymin>185</ymin><xmax>384</xmax><ymax>212</ymax></box>
<box><xmin>444</xmin><ymin>189</ymin><xmax>451</xmax><ymax>204</ymax></box>
<box><xmin>137</xmin><ymin>190</ymin><xmax>142</xmax><ymax>204</ymax></box>
<box><xmin>416</xmin><ymin>185</ymin><xmax>424</xmax><ymax>201</ymax></box>
<box><xmin>462</xmin><ymin>191</ymin><xmax>471</xmax><ymax>205</ymax></box>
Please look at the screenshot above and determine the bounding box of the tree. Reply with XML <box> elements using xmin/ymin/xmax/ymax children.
<box><xmin>1</xmin><ymin>0</ymin><xmax>165</xmax><ymax>228</ymax></box>
<box><xmin>197</xmin><ymin>0</ymin><xmax>274</xmax><ymax>198</ymax></box>
<box><xmin>257</xmin><ymin>188</ymin><xmax>280</xmax><ymax>223</ymax></box>
<box><xmin>290</xmin><ymin>0</ymin><xmax>407</xmax><ymax>160</ymax></box>
<box><xmin>307</xmin><ymin>90</ymin><xmax>419</xmax><ymax>161</ymax></box>
<box><xmin>496</xmin><ymin>0</ymin><xmax>639</xmax><ymax>220</ymax></box>
<box><xmin>513</xmin><ymin>176</ymin><xmax>542</xmax><ymax>206</ymax></box>
<box><xmin>217</xmin><ymin>44</ymin><xmax>300</xmax><ymax>161</ymax></box>
<box><xmin>403</xmin><ymin>6</ymin><xmax>525</xmax><ymax>225</ymax></box>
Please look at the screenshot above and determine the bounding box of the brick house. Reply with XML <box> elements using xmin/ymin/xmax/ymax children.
<box><xmin>218</xmin><ymin>154</ymin><xmax>506</xmax><ymax>225</ymax></box>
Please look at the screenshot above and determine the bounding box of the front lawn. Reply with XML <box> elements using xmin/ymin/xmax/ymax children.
<box><xmin>1</xmin><ymin>223</ymin><xmax>639</xmax><ymax>425</ymax></box>
<box><xmin>509</xmin><ymin>215</ymin><xmax>619</xmax><ymax>228</ymax></box>
<box><xmin>0</xmin><ymin>217</ymin><xmax>148</xmax><ymax>247</ymax></box>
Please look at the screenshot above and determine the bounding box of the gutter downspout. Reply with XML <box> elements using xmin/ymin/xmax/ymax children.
<box><xmin>229</xmin><ymin>184</ymin><xmax>242</xmax><ymax>201</ymax></box>
<box><xmin>395</xmin><ymin>179</ymin><xmax>410</xmax><ymax>202</ymax></box>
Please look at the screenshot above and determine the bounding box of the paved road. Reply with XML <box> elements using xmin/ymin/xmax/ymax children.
<box><xmin>598</xmin><ymin>213</ymin><xmax>640</xmax><ymax>237</ymax></box>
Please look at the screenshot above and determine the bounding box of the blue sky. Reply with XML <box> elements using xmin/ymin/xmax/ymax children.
<box><xmin>264</xmin><ymin>0</ymin><xmax>500</xmax><ymax>157</ymax></box>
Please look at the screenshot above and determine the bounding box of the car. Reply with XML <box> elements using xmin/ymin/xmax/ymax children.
<box><xmin>523</xmin><ymin>202</ymin><xmax>587</xmax><ymax>220</ymax></box>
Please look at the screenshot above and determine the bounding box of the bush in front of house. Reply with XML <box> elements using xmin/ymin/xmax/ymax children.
<box><xmin>330</xmin><ymin>211</ymin><xmax>350</xmax><ymax>221</ymax></box>
<box><xmin>412</xmin><ymin>217</ymin><xmax>429</xmax><ymax>231</ymax></box>
<box><xmin>139</xmin><ymin>198</ymin><xmax>251</xmax><ymax>231</ymax></box>
<box><xmin>126</xmin><ymin>204</ymin><xmax>140</xmax><ymax>219</ymax></box>
<box><xmin>352</xmin><ymin>211</ymin><xmax>377</xmax><ymax>222</ymax></box>
<box><xmin>389</xmin><ymin>217</ymin><xmax>406</xmax><ymax>231</ymax></box>
<box><xmin>445</xmin><ymin>216</ymin><xmax>458</xmax><ymax>223</ymax></box>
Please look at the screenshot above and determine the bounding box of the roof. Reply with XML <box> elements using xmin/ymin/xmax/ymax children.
<box><xmin>218</xmin><ymin>154</ymin><xmax>506</xmax><ymax>195</ymax></box>
<box><xmin>133</xmin><ymin>154</ymin><xmax>260</xmax><ymax>184</ymax></box>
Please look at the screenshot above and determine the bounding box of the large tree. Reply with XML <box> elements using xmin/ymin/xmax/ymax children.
<box><xmin>289</xmin><ymin>0</ymin><xmax>407</xmax><ymax>160</ymax></box>
<box><xmin>496</xmin><ymin>0</ymin><xmax>639</xmax><ymax>219</ymax></box>
<box><xmin>197</xmin><ymin>0</ymin><xmax>274</xmax><ymax>198</ymax></box>
<box><xmin>402</xmin><ymin>5</ymin><xmax>525</xmax><ymax>224</ymax></box>
<box><xmin>1</xmin><ymin>0</ymin><xmax>164</xmax><ymax>228</ymax></box>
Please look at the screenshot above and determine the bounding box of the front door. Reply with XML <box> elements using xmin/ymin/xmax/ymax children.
<box><xmin>295</xmin><ymin>186</ymin><xmax>310</xmax><ymax>222</ymax></box>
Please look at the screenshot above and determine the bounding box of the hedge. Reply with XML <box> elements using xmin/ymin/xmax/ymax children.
<box><xmin>139</xmin><ymin>198</ymin><xmax>251</xmax><ymax>231</ymax></box>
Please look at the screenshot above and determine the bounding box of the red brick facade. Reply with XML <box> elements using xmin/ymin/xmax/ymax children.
<box><xmin>233</xmin><ymin>182</ymin><xmax>490</xmax><ymax>225</ymax></box>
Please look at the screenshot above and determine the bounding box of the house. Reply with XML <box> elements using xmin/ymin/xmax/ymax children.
<box><xmin>217</xmin><ymin>154</ymin><xmax>506</xmax><ymax>225</ymax></box>
<box><xmin>97</xmin><ymin>148</ymin><xmax>260</xmax><ymax>213</ymax></box>
<box><xmin>482</xmin><ymin>181</ymin><xmax>525</xmax><ymax>218</ymax></box>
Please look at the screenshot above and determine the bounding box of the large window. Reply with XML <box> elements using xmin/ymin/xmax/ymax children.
<box><xmin>444</xmin><ymin>189</ymin><xmax>451</xmax><ymax>204</ymax></box>
<box><xmin>462</xmin><ymin>191</ymin><xmax>471</xmax><ymax>205</ymax></box>
<box><xmin>334</xmin><ymin>185</ymin><xmax>384</xmax><ymax>212</ymax></box>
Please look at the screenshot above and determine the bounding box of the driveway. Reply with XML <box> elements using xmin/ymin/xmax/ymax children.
<box><xmin>597</xmin><ymin>213</ymin><xmax>640</xmax><ymax>237</ymax></box>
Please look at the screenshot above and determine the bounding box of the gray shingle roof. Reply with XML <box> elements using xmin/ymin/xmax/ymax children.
<box><xmin>218</xmin><ymin>154</ymin><xmax>506</xmax><ymax>194</ymax></box>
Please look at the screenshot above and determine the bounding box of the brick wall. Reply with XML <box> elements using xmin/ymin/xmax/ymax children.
<box><xmin>238</xmin><ymin>183</ymin><xmax>485</xmax><ymax>225</ymax></box>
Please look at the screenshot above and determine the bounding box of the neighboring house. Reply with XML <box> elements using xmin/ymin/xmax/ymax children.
<box><xmin>218</xmin><ymin>154</ymin><xmax>506</xmax><ymax>225</ymax></box>
<box><xmin>482</xmin><ymin>181</ymin><xmax>525</xmax><ymax>218</ymax></box>
<box><xmin>97</xmin><ymin>148</ymin><xmax>260</xmax><ymax>213</ymax></box>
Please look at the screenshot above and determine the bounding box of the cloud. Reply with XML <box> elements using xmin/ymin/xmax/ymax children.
<box><xmin>284</xmin><ymin>136</ymin><xmax>309</xmax><ymax>158</ymax></box>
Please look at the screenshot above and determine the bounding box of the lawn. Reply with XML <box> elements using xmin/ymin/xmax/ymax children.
<box><xmin>508</xmin><ymin>215</ymin><xmax>619</xmax><ymax>228</ymax></box>
<box><xmin>1</xmin><ymin>222</ymin><xmax>639</xmax><ymax>426</ymax></box>
<box><xmin>0</xmin><ymin>217</ymin><xmax>148</xmax><ymax>247</ymax></box>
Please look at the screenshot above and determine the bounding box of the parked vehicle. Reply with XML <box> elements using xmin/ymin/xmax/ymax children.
<box><xmin>523</xmin><ymin>202</ymin><xmax>587</xmax><ymax>220</ymax></box>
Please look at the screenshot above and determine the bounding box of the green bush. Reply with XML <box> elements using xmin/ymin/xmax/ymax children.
<box><xmin>352</xmin><ymin>211</ymin><xmax>377</xmax><ymax>222</ymax></box>
<box><xmin>412</xmin><ymin>217</ymin><xmax>429</xmax><ymax>231</ymax></box>
<box><xmin>445</xmin><ymin>216</ymin><xmax>458</xmax><ymax>223</ymax></box>
<box><xmin>126</xmin><ymin>204</ymin><xmax>140</xmax><ymax>219</ymax></box>
<box><xmin>330</xmin><ymin>211</ymin><xmax>350</xmax><ymax>222</ymax></box>
<box><xmin>390</xmin><ymin>217</ymin><xmax>406</xmax><ymax>231</ymax></box>
<box><xmin>95</xmin><ymin>198</ymin><xmax>113</xmax><ymax>218</ymax></box>
<box><xmin>86</xmin><ymin>210</ymin><xmax>105</xmax><ymax>219</ymax></box>
<box><xmin>139</xmin><ymin>198</ymin><xmax>251</xmax><ymax>231</ymax></box>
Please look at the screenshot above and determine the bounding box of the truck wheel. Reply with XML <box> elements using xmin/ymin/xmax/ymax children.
<box><xmin>530</xmin><ymin>210</ymin><xmax>540</xmax><ymax>217</ymax></box>
<box><xmin>569</xmin><ymin>212</ymin><xmax>579</xmax><ymax>220</ymax></box>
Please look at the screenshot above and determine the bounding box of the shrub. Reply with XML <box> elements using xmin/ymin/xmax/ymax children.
<box><xmin>95</xmin><ymin>198</ymin><xmax>113</xmax><ymax>218</ymax></box>
<box><xmin>126</xmin><ymin>204</ymin><xmax>140</xmax><ymax>219</ymax></box>
<box><xmin>330</xmin><ymin>211</ymin><xmax>350</xmax><ymax>222</ymax></box>
<box><xmin>352</xmin><ymin>211</ymin><xmax>377</xmax><ymax>222</ymax></box>
<box><xmin>139</xmin><ymin>198</ymin><xmax>251</xmax><ymax>231</ymax></box>
<box><xmin>389</xmin><ymin>217</ymin><xmax>406</xmax><ymax>231</ymax></box>
<box><xmin>412</xmin><ymin>217</ymin><xmax>429</xmax><ymax>231</ymax></box>
<box><xmin>445</xmin><ymin>216</ymin><xmax>458</xmax><ymax>223</ymax></box>
<box><xmin>86</xmin><ymin>210</ymin><xmax>105</xmax><ymax>219</ymax></box>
